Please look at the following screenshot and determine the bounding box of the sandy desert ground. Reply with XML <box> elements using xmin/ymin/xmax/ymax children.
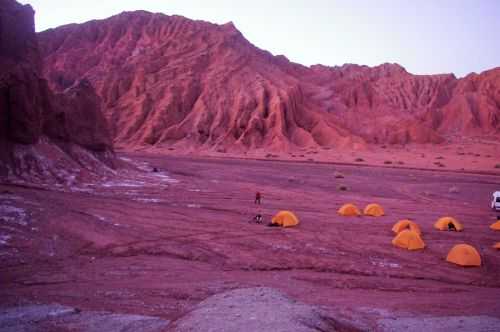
<box><xmin>1</xmin><ymin>152</ymin><xmax>500</xmax><ymax>331</ymax></box>
<box><xmin>147</xmin><ymin>139</ymin><xmax>500</xmax><ymax>175</ymax></box>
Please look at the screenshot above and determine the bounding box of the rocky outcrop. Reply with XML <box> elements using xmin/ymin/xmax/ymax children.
<box><xmin>168</xmin><ymin>287</ymin><xmax>356</xmax><ymax>332</ymax></box>
<box><xmin>0</xmin><ymin>0</ymin><xmax>114</xmax><ymax>181</ymax></box>
<box><xmin>38</xmin><ymin>11</ymin><xmax>500</xmax><ymax>151</ymax></box>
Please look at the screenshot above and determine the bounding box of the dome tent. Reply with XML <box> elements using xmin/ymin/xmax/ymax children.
<box><xmin>434</xmin><ymin>217</ymin><xmax>463</xmax><ymax>231</ymax></box>
<box><xmin>271</xmin><ymin>211</ymin><xmax>299</xmax><ymax>227</ymax></box>
<box><xmin>392</xmin><ymin>230</ymin><xmax>425</xmax><ymax>250</ymax></box>
<box><xmin>364</xmin><ymin>203</ymin><xmax>385</xmax><ymax>217</ymax></box>
<box><xmin>392</xmin><ymin>219</ymin><xmax>421</xmax><ymax>235</ymax></box>
<box><xmin>446</xmin><ymin>244</ymin><xmax>481</xmax><ymax>267</ymax></box>
<box><xmin>490</xmin><ymin>220</ymin><xmax>500</xmax><ymax>231</ymax></box>
<box><xmin>338</xmin><ymin>203</ymin><xmax>361</xmax><ymax>216</ymax></box>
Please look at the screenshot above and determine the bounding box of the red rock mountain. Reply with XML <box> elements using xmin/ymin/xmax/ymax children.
<box><xmin>0</xmin><ymin>0</ymin><xmax>114</xmax><ymax>181</ymax></box>
<box><xmin>38</xmin><ymin>11</ymin><xmax>500</xmax><ymax>151</ymax></box>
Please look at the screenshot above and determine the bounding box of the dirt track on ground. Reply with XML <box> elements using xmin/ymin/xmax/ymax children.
<box><xmin>1</xmin><ymin>153</ymin><xmax>500</xmax><ymax>329</ymax></box>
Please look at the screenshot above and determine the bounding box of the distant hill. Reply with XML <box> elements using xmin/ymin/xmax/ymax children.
<box><xmin>38</xmin><ymin>11</ymin><xmax>500</xmax><ymax>151</ymax></box>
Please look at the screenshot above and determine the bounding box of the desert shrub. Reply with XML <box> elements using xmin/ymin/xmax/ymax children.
<box><xmin>434</xmin><ymin>161</ymin><xmax>445</xmax><ymax>167</ymax></box>
<box><xmin>384</xmin><ymin>160</ymin><xmax>392</xmax><ymax>165</ymax></box>
<box><xmin>355</xmin><ymin>158</ymin><xmax>364</xmax><ymax>162</ymax></box>
<box><xmin>337</xmin><ymin>185</ymin><xmax>348</xmax><ymax>191</ymax></box>
<box><xmin>397</xmin><ymin>161</ymin><xmax>404</xmax><ymax>165</ymax></box>
<box><xmin>288</xmin><ymin>176</ymin><xmax>304</xmax><ymax>184</ymax></box>
<box><xmin>435</xmin><ymin>156</ymin><xmax>444</xmax><ymax>160</ymax></box>
<box><xmin>495</xmin><ymin>164</ymin><xmax>500</xmax><ymax>169</ymax></box>
<box><xmin>334</xmin><ymin>171</ymin><xmax>344</xmax><ymax>179</ymax></box>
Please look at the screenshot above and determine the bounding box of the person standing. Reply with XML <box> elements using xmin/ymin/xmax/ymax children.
<box><xmin>255</xmin><ymin>191</ymin><xmax>261</xmax><ymax>205</ymax></box>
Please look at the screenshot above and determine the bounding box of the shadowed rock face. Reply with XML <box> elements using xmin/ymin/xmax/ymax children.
<box><xmin>0</xmin><ymin>0</ymin><xmax>44</xmax><ymax>144</ymax></box>
<box><xmin>38</xmin><ymin>11</ymin><xmax>500</xmax><ymax>150</ymax></box>
<box><xmin>46</xmin><ymin>79</ymin><xmax>111</xmax><ymax>151</ymax></box>
<box><xmin>0</xmin><ymin>0</ymin><xmax>113</xmax><ymax>179</ymax></box>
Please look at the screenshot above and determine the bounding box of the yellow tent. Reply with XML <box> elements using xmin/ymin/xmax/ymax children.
<box><xmin>490</xmin><ymin>221</ymin><xmax>500</xmax><ymax>231</ymax></box>
<box><xmin>338</xmin><ymin>203</ymin><xmax>361</xmax><ymax>216</ymax></box>
<box><xmin>446</xmin><ymin>244</ymin><xmax>481</xmax><ymax>267</ymax></box>
<box><xmin>392</xmin><ymin>230</ymin><xmax>425</xmax><ymax>250</ymax></box>
<box><xmin>392</xmin><ymin>219</ymin><xmax>421</xmax><ymax>235</ymax></box>
<box><xmin>434</xmin><ymin>217</ymin><xmax>463</xmax><ymax>231</ymax></box>
<box><xmin>271</xmin><ymin>211</ymin><xmax>299</xmax><ymax>227</ymax></box>
<box><xmin>493</xmin><ymin>242</ymin><xmax>500</xmax><ymax>249</ymax></box>
<box><xmin>364</xmin><ymin>203</ymin><xmax>385</xmax><ymax>217</ymax></box>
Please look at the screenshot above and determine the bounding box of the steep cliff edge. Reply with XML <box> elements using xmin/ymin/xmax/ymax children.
<box><xmin>0</xmin><ymin>0</ymin><xmax>114</xmax><ymax>182</ymax></box>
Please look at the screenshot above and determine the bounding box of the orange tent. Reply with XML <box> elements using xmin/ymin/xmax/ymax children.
<box><xmin>490</xmin><ymin>221</ymin><xmax>500</xmax><ymax>231</ymax></box>
<box><xmin>337</xmin><ymin>203</ymin><xmax>361</xmax><ymax>216</ymax></box>
<box><xmin>364</xmin><ymin>203</ymin><xmax>385</xmax><ymax>217</ymax></box>
<box><xmin>271</xmin><ymin>211</ymin><xmax>299</xmax><ymax>227</ymax></box>
<box><xmin>493</xmin><ymin>243</ymin><xmax>500</xmax><ymax>250</ymax></box>
<box><xmin>392</xmin><ymin>230</ymin><xmax>425</xmax><ymax>250</ymax></box>
<box><xmin>434</xmin><ymin>217</ymin><xmax>463</xmax><ymax>231</ymax></box>
<box><xmin>392</xmin><ymin>219</ymin><xmax>421</xmax><ymax>235</ymax></box>
<box><xmin>446</xmin><ymin>244</ymin><xmax>481</xmax><ymax>267</ymax></box>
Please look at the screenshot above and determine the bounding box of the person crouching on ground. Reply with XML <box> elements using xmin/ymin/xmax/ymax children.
<box><xmin>253</xmin><ymin>213</ymin><xmax>263</xmax><ymax>224</ymax></box>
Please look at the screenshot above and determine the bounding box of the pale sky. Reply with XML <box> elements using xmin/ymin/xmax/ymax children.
<box><xmin>20</xmin><ymin>0</ymin><xmax>500</xmax><ymax>77</ymax></box>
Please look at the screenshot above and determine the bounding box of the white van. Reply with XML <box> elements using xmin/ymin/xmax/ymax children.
<box><xmin>492</xmin><ymin>191</ymin><xmax>500</xmax><ymax>211</ymax></box>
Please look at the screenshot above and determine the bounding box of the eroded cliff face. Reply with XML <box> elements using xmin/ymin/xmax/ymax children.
<box><xmin>435</xmin><ymin>69</ymin><xmax>500</xmax><ymax>137</ymax></box>
<box><xmin>0</xmin><ymin>0</ymin><xmax>114</xmax><ymax>181</ymax></box>
<box><xmin>38</xmin><ymin>11</ymin><xmax>500</xmax><ymax>151</ymax></box>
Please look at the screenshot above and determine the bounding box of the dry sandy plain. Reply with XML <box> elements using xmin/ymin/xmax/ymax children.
<box><xmin>1</xmin><ymin>151</ymin><xmax>500</xmax><ymax>331</ymax></box>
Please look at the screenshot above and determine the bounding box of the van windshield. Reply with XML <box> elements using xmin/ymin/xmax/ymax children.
<box><xmin>496</xmin><ymin>197</ymin><xmax>500</xmax><ymax>203</ymax></box>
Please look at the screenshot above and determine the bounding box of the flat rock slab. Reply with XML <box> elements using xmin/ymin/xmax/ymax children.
<box><xmin>0</xmin><ymin>304</ymin><xmax>77</xmax><ymax>328</ymax></box>
<box><xmin>169</xmin><ymin>287</ymin><xmax>349</xmax><ymax>332</ymax></box>
<box><xmin>0</xmin><ymin>304</ymin><xmax>169</xmax><ymax>332</ymax></box>
<box><xmin>377</xmin><ymin>315</ymin><xmax>500</xmax><ymax>332</ymax></box>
